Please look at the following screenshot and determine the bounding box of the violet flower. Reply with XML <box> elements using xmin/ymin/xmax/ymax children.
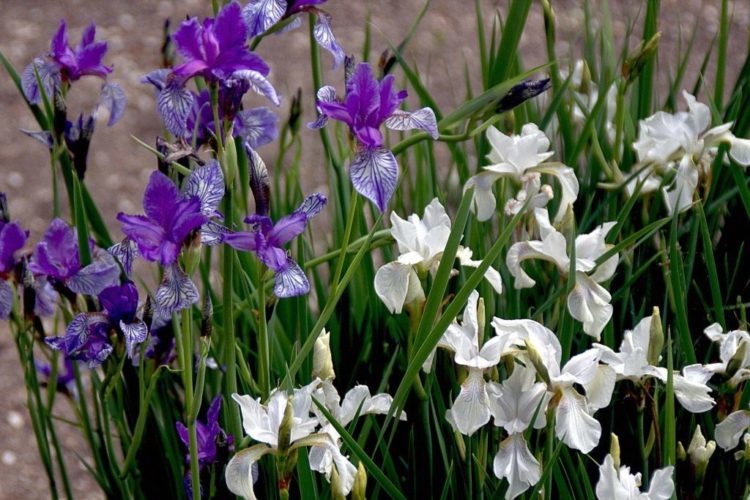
<box><xmin>311</xmin><ymin>62</ymin><xmax>438</xmax><ymax>211</ymax></box>
<box><xmin>29</xmin><ymin>218</ymin><xmax>120</xmax><ymax>297</ymax></box>
<box><xmin>35</xmin><ymin>357</ymin><xmax>77</xmax><ymax>396</ymax></box>
<box><xmin>45</xmin><ymin>313</ymin><xmax>113</xmax><ymax>367</ymax></box>
<box><xmin>98</xmin><ymin>282</ymin><xmax>148</xmax><ymax>359</ymax></box>
<box><xmin>0</xmin><ymin>217</ymin><xmax>28</xmax><ymax>319</ymax></box>
<box><xmin>150</xmin><ymin>2</ymin><xmax>278</xmax><ymax>137</ymax></box>
<box><xmin>222</xmin><ymin>149</ymin><xmax>326</xmax><ymax>297</ymax></box>
<box><xmin>49</xmin><ymin>21</ymin><xmax>112</xmax><ymax>82</ymax></box>
<box><xmin>176</xmin><ymin>396</ymin><xmax>233</xmax><ymax>497</ymax></box>
<box><xmin>243</xmin><ymin>0</ymin><xmax>344</xmax><ymax>68</ymax></box>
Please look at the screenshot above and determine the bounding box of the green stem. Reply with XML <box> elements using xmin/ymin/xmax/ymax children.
<box><xmin>257</xmin><ymin>261</ymin><xmax>270</xmax><ymax>400</ymax></box>
<box><xmin>178</xmin><ymin>308</ymin><xmax>201</xmax><ymax>500</ymax></box>
<box><xmin>637</xmin><ymin>402</ymin><xmax>649</xmax><ymax>488</ymax></box>
<box><xmin>332</xmin><ymin>191</ymin><xmax>360</xmax><ymax>290</ymax></box>
<box><xmin>222</xmin><ymin>191</ymin><xmax>241</xmax><ymax>440</ymax></box>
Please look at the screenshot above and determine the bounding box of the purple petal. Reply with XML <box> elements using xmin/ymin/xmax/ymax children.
<box><xmin>316</xmin><ymin>99</ymin><xmax>352</xmax><ymax>127</ymax></box>
<box><xmin>0</xmin><ymin>280</ymin><xmax>13</xmax><ymax>319</ymax></box>
<box><xmin>79</xmin><ymin>23</ymin><xmax>96</xmax><ymax>47</ymax></box>
<box><xmin>155</xmin><ymin>264</ymin><xmax>199</xmax><ymax>315</ymax></box>
<box><xmin>214</xmin><ymin>1</ymin><xmax>251</xmax><ymax>49</ymax></box>
<box><xmin>46</xmin><ymin>313</ymin><xmax>113</xmax><ymax>367</ymax></box>
<box><xmin>99</xmin><ymin>281</ymin><xmax>139</xmax><ymax>323</ymax></box>
<box><xmin>313</xmin><ymin>12</ymin><xmax>345</xmax><ymax>69</ymax></box>
<box><xmin>235</xmin><ymin>107</ymin><xmax>278</xmax><ymax>148</ymax></box>
<box><xmin>21</xmin><ymin>129</ymin><xmax>53</xmax><ymax>148</ymax></box>
<box><xmin>0</xmin><ymin>221</ymin><xmax>29</xmax><ymax>273</ymax></box>
<box><xmin>143</xmin><ymin>171</ymin><xmax>183</xmax><ymax>227</ymax></box>
<box><xmin>201</xmin><ymin>220</ymin><xmax>229</xmax><ymax>246</ymax></box>
<box><xmin>50</xmin><ymin>21</ymin><xmax>69</xmax><ymax>59</ymax></box>
<box><xmin>117</xmin><ymin>213</ymin><xmax>171</xmax><ymax>264</ymax></box>
<box><xmin>74</xmin><ymin>41</ymin><xmax>111</xmax><ymax>79</ymax></box>
<box><xmin>268</xmin><ymin>212</ymin><xmax>307</xmax><ymax>246</ymax></box>
<box><xmin>33</xmin><ymin>278</ymin><xmax>58</xmax><ymax>317</ymax></box>
<box><xmin>157</xmin><ymin>82</ymin><xmax>195</xmax><ymax>136</ymax></box>
<box><xmin>120</xmin><ymin>319</ymin><xmax>148</xmax><ymax>359</ymax></box>
<box><xmin>21</xmin><ymin>58</ymin><xmax>60</xmax><ymax>105</ymax></box>
<box><xmin>234</xmin><ymin>70</ymin><xmax>280</xmax><ymax>107</ymax></box>
<box><xmin>294</xmin><ymin>193</ymin><xmax>327</xmax><ymax>218</ymax></box>
<box><xmin>376</xmin><ymin>75</ymin><xmax>407</xmax><ymax>123</ymax></box>
<box><xmin>107</xmin><ymin>239</ymin><xmax>137</xmax><ymax>276</ymax></box>
<box><xmin>29</xmin><ymin>218</ymin><xmax>80</xmax><ymax>280</ymax></box>
<box><xmin>169</xmin><ymin>196</ymin><xmax>208</xmax><ymax>245</ymax></box>
<box><xmin>67</xmin><ymin>251</ymin><xmax>121</xmax><ymax>296</ymax></box>
<box><xmin>173</xmin><ymin>18</ymin><xmax>204</xmax><ymax>62</ymax></box>
<box><xmin>350</xmin><ymin>147</ymin><xmax>399</xmax><ymax>212</ymax></box>
<box><xmin>346</xmin><ymin>63</ymin><xmax>380</xmax><ymax>123</ymax></box>
<box><xmin>98</xmin><ymin>82</ymin><xmax>127</xmax><ymax>127</ymax></box>
<box><xmin>274</xmin><ymin>259</ymin><xmax>309</xmax><ymax>298</ymax></box>
<box><xmin>221</xmin><ymin>231</ymin><xmax>261</xmax><ymax>252</ymax></box>
<box><xmin>183</xmin><ymin>161</ymin><xmax>225</xmax><ymax>217</ymax></box>
<box><xmin>307</xmin><ymin>85</ymin><xmax>337</xmax><ymax>129</ymax></box>
<box><xmin>207</xmin><ymin>396</ymin><xmax>222</xmax><ymax>429</ymax></box>
<box><xmin>175</xmin><ymin>421</ymin><xmax>190</xmax><ymax>448</ymax></box>
<box><xmin>384</xmin><ymin>108</ymin><xmax>439</xmax><ymax>139</ymax></box>
<box><xmin>247</xmin><ymin>146</ymin><xmax>271</xmax><ymax>216</ymax></box>
<box><xmin>243</xmin><ymin>0</ymin><xmax>287</xmax><ymax>37</ymax></box>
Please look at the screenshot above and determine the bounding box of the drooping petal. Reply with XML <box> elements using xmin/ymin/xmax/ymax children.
<box><xmin>120</xmin><ymin>319</ymin><xmax>148</xmax><ymax>359</ymax></box>
<box><xmin>308</xmin><ymin>85</ymin><xmax>337</xmax><ymax>129</ymax></box>
<box><xmin>236</xmin><ymin>107</ymin><xmax>279</xmax><ymax>148</ymax></box>
<box><xmin>97</xmin><ymin>82</ymin><xmax>127</xmax><ymax>126</ymax></box>
<box><xmin>294</xmin><ymin>193</ymin><xmax>327</xmax><ymax>219</ymax></box>
<box><xmin>715</xmin><ymin>409</ymin><xmax>750</xmax><ymax>450</ymax></box>
<box><xmin>506</xmin><ymin>233</ymin><xmax>569</xmax><ymax>289</ymax></box>
<box><xmin>225</xmin><ymin>444</ymin><xmax>272</xmax><ymax>500</ymax></box>
<box><xmin>157</xmin><ymin>82</ymin><xmax>195</xmax><ymax>136</ymax></box>
<box><xmin>531</xmin><ymin>164</ymin><xmax>579</xmax><ymax>223</ymax></box>
<box><xmin>582</xmin><ymin>364</ymin><xmax>616</xmax><ymax>411</ymax></box>
<box><xmin>290</xmin><ymin>434</ymin><xmax>358</xmax><ymax>496</ymax></box>
<box><xmin>242</xmin><ymin>0</ymin><xmax>287</xmax><ymax>37</ymax></box>
<box><xmin>183</xmin><ymin>161</ymin><xmax>225</xmax><ymax>217</ymax></box>
<box><xmin>464</xmin><ymin>171</ymin><xmax>503</xmax><ymax>221</ymax></box>
<box><xmin>21</xmin><ymin>58</ymin><xmax>60</xmax><ymax>105</ymax></box>
<box><xmin>21</xmin><ymin>129</ymin><xmax>53</xmax><ymax>148</ymax></box>
<box><xmin>456</xmin><ymin>246</ymin><xmax>503</xmax><ymax>294</ymax></box>
<box><xmin>493</xmin><ymin>433</ymin><xmax>541</xmax><ymax>500</ymax></box>
<box><xmin>729</xmin><ymin>136</ymin><xmax>750</xmax><ymax>166</ymax></box>
<box><xmin>274</xmin><ymin>259</ymin><xmax>310</xmax><ymax>298</ymax></box>
<box><xmin>155</xmin><ymin>264</ymin><xmax>199</xmax><ymax>315</ymax></box>
<box><xmin>663</xmin><ymin>156</ymin><xmax>699</xmax><ymax>214</ymax></box>
<box><xmin>374</xmin><ymin>262</ymin><xmax>413</xmax><ymax>314</ymax></box>
<box><xmin>201</xmin><ymin>220</ymin><xmax>229</xmax><ymax>246</ymax></box>
<box><xmin>384</xmin><ymin>108</ymin><xmax>439</xmax><ymax>139</ymax></box>
<box><xmin>487</xmin><ymin>365</ymin><xmax>549</xmax><ymax>434</ymax></box>
<box><xmin>233</xmin><ymin>393</ymin><xmax>279</xmax><ymax>446</ymax></box>
<box><xmin>566</xmin><ymin>272</ymin><xmax>613</xmax><ymax>340</ymax></box>
<box><xmin>235</xmin><ymin>69</ymin><xmax>280</xmax><ymax>107</ymax></box>
<box><xmin>555</xmin><ymin>386</ymin><xmax>601</xmax><ymax>453</ymax></box>
<box><xmin>66</xmin><ymin>251</ymin><xmax>121</xmax><ymax>296</ymax></box>
<box><xmin>116</xmin><ymin>214</ymin><xmax>169</xmax><ymax>264</ymax></box>
<box><xmin>107</xmin><ymin>239</ymin><xmax>136</xmax><ymax>276</ymax></box>
<box><xmin>446</xmin><ymin>368</ymin><xmax>491</xmax><ymax>436</ymax></box>
<box><xmin>350</xmin><ymin>147</ymin><xmax>398</xmax><ymax>212</ymax></box>
<box><xmin>313</xmin><ymin>11</ymin><xmax>345</xmax><ymax>69</ymax></box>
<box><xmin>646</xmin><ymin>466</ymin><xmax>675</xmax><ymax>500</ymax></box>
<box><xmin>595</xmin><ymin>455</ymin><xmax>633</xmax><ymax>499</ymax></box>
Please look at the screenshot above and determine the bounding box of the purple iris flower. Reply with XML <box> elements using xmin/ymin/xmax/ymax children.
<box><xmin>223</xmin><ymin>192</ymin><xmax>326</xmax><ymax>298</ymax></box>
<box><xmin>243</xmin><ymin>0</ymin><xmax>344</xmax><ymax>68</ymax></box>
<box><xmin>311</xmin><ymin>62</ymin><xmax>438</xmax><ymax>211</ymax></box>
<box><xmin>36</xmin><ymin>357</ymin><xmax>77</xmax><ymax>396</ymax></box>
<box><xmin>49</xmin><ymin>21</ymin><xmax>112</xmax><ymax>82</ymax></box>
<box><xmin>45</xmin><ymin>313</ymin><xmax>113</xmax><ymax>367</ymax></box>
<box><xmin>29</xmin><ymin>218</ymin><xmax>120</xmax><ymax>297</ymax></box>
<box><xmin>0</xmin><ymin>219</ymin><xmax>28</xmax><ymax>319</ymax></box>
<box><xmin>176</xmin><ymin>396</ymin><xmax>233</xmax><ymax>497</ymax></box>
<box><xmin>99</xmin><ymin>282</ymin><xmax>148</xmax><ymax>359</ymax></box>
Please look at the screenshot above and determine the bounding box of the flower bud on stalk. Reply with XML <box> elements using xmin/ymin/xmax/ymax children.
<box><xmin>331</xmin><ymin>467</ymin><xmax>346</xmax><ymax>500</ymax></box>
<box><xmin>687</xmin><ymin>425</ymin><xmax>715</xmax><ymax>488</ymax></box>
<box><xmin>352</xmin><ymin>461</ymin><xmax>368</xmax><ymax>500</ymax></box>
<box><xmin>647</xmin><ymin>306</ymin><xmax>664</xmax><ymax>366</ymax></box>
<box><xmin>525</xmin><ymin>339</ymin><xmax>551</xmax><ymax>386</ymax></box>
<box><xmin>222</xmin><ymin>134</ymin><xmax>238</xmax><ymax>187</ymax></box>
<box><xmin>622</xmin><ymin>32</ymin><xmax>661</xmax><ymax>84</ymax></box>
<box><xmin>288</xmin><ymin>88</ymin><xmax>302</xmax><ymax>135</ymax></box>
<box><xmin>312</xmin><ymin>329</ymin><xmax>335</xmax><ymax>381</ymax></box>
<box><xmin>200</xmin><ymin>294</ymin><xmax>213</xmax><ymax>338</ymax></box>
<box><xmin>610</xmin><ymin>433</ymin><xmax>621</xmax><ymax>470</ymax></box>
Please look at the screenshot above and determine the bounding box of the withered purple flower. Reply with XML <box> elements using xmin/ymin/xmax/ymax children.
<box><xmin>311</xmin><ymin>62</ymin><xmax>438</xmax><ymax>211</ymax></box>
<box><xmin>243</xmin><ymin>0</ymin><xmax>344</xmax><ymax>68</ymax></box>
<box><xmin>29</xmin><ymin>218</ymin><xmax>120</xmax><ymax>296</ymax></box>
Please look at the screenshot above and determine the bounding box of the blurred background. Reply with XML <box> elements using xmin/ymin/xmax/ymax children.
<box><xmin>0</xmin><ymin>0</ymin><xmax>747</xmax><ymax>497</ymax></box>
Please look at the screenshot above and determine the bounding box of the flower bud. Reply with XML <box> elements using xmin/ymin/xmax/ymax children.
<box><xmin>726</xmin><ymin>340</ymin><xmax>748</xmax><ymax>379</ymax></box>
<box><xmin>647</xmin><ymin>307</ymin><xmax>664</xmax><ymax>366</ymax></box>
<box><xmin>687</xmin><ymin>425</ymin><xmax>715</xmax><ymax>481</ymax></box>
<box><xmin>576</xmin><ymin>60</ymin><xmax>592</xmax><ymax>95</ymax></box>
<box><xmin>524</xmin><ymin>339</ymin><xmax>551</xmax><ymax>386</ymax></box>
<box><xmin>200</xmin><ymin>294</ymin><xmax>213</xmax><ymax>338</ymax></box>
<box><xmin>477</xmin><ymin>297</ymin><xmax>486</xmax><ymax>341</ymax></box>
<box><xmin>610</xmin><ymin>433</ymin><xmax>621</xmax><ymax>470</ymax></box>
<box><xmin>352</xmin><ymin>461</ymin><xmax>367</xmax><ymax>500</ymax></box>
<box><xmin>331</xmin><ymin>467</ymin><xmax>346</xmax><ymax>500</ymax></box>
<box><xmin>222</xmin><ymin>134</ymin><xmax>238</xmax><ymax>187</ymax></box>
<box><xmin>677</xmin><ymin>441</ymin><xmax>687</xmax><ymax>461</ymax></box>
<box><xmin>312</xmin><ymin>330</ymin><xmax>335</xmax><ymax>381</ymax></box>
<box><xmin>288</xmin><ymin>88</ymin><xmax>302</xmax><ymax>135</ymax></box>
<box><xmin>622</xmin><ymin>32</ymin><xmax>661</xmax><ymax>83</ymax></box>
<box><xmin>278</xmin><ymin>396</ymin><xmax>294</xmax><ymax>454</ymax></box>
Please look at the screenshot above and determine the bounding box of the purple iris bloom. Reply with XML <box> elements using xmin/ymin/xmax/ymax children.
<box><xmin>49</xmin><ymin>21</ymin><xmax>112</xmax><ymax>82</ymax></box>
<box><xmin>243</xmin><ymin>0</ymin><xmax>344</xmax><ymax>68</ymax></box>
<box><xmin>117</xmin><ymin>171</ymin><xmax>207</xmax><ymax>266</ymax></box>
<box><xmin>36</xmin><ymin>358</ymin><xmax>77</xmax><ymax>396</ymax></box>
<box><xmin>311</xmin><ymin>62</ymin><xmax>438</xmax><ymax>211</ymax></box>
<box><xmin>45</xmin><ymin>313</ymin><xmax>113</xmax><ymax>367</ymax></box>
<box><xmin>223</xmin><ymin>192</ymin><xmax>326</xmax><ymax>298</ymax></box>
<box><xmin>99</xmin><ymin>282</ymin><xmax>148</xmax><ymax>359</ymax></box>
<box><xmin>29</xmin><ymin>218</ymin><xmax>120</xmax><ymax>296</ymax></box>
<box><xmin>0</xmin><ymin>219</ymin><xmax>28</xmax><ymax>319</ymax></box>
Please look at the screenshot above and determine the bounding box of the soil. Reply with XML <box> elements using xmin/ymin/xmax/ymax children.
<box><xmin>0</xmin><ymin>0</ymin><xmax>747</xmax><ymax>497</ymax></box>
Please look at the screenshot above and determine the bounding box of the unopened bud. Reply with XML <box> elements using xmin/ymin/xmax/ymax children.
<box><xmin>222</xmin><ymin>134</ymin><xmax>238</xmax><ymax>187</ymax></box>
<box><xmin>688</xmin><ymin>425</ymin><xmax>716</xmax><ymax>480</ymax></box>
<box><xmin>524</xmin><ymin>339</ymin><xmax>551</xmax><ymax>386</ymax></box>
<box><xmin>200</xmin><ymin>294</ymin><xmax>213</xmax><ymax>337</ymax></box>
<box><xmin>312</xmin><ymin>330</ymin><xmax>335</xmax><ymax>381</ymax></box>
<box><xmin>727</xmin><ymin>341</ymin><xmax>748</xmax><ymax>378</ymax></box>
<box><xmin>622</xmin><ymin>32</ymin><xmax>661</xmax><ymax>83</ymax></box>
<box><xmin>477</xmin><ymin>297</ymin><xmax>486</xmax><ymax>341</ymax></box>
<box><xmin>677</xmin><ymin>441</ymin><xmax>687</xmax><ymax>461</ymax></box>
<box><xmin>288</xmin><ymin>88</ymin><xmax>302</xmax><ymax>134</ymax></box>
<box><xmin>610</xmin><ymin>433</ymin><xmax>621</xmax><ymax>470</ymax></box>
<box><xmin>278</xmin><ymin>396</ymin><xmax>294</xmax><ymax>454</ymax></box>
<box><xmin>576</xmin><ymin>60</ymin><xmax>592</xmax><ymax>95</ymax></box>
<box><xmin>331</xmin><ymin>467</ymin><xmax>346</xmax><ymax>500</ymax></box>
<box><xmin>647</xmin><ymin>307</ymin><xmax>664</xmax><ymax>366</ymax></box>
<box><xmin>352</xmin><ymin>461</ymin><xmax>367</xmax><ymax>500</ymax></box>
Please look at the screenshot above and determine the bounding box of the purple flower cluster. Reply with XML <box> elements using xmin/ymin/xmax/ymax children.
<box><xmin>311</xmin><ymin>62</ymin><xmax>438</xmax><ymax>211</ymax></box>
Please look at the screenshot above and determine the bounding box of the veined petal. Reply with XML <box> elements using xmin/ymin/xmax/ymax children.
<box><xmin>157</xmin><ymin>82</ymin><xmax>195</xmax><ymax>136</ymax></box>
<box><xmin>236</xmin><ymin>107</ymin><xmax>279</xmax><ymax>148</ymax></box>
<box><xmin>350</xmin><ymin>147</ymin><xmax>398</xmax><ymax>212</ymax></box>
<box><xmin>242</xmin><ymin>0</ymin><xmax>287</xmax><ymax>37</ymax></box>
<box><xmin>384</xmin><ymin>108</ymin><xmax>439</xmax><ymax>139</ymax></box>
<box><xmin>493</xmin><ymin>433</ymin><xmax>541</xmax><ymax>500</ymax></box>
<box><xmin>274</xmin><ymin>259</ymin><xmax>310</xmax><ymax>298</ymax></box>
<box><xmin>107</xmin><ymin>239</ymin><xmax>136</xmax><ymax>276</ymax></box>
<box><xmin>715</xmin><ymin>409</ymin><xmax>750</xmax><ymax>450</ymax></box>
<box><xmin>120</xmin><ymin>319</ymin><xmax>148</xmax><ymax>359</ymax></box>
<box><xmin>555</xmin><ymin>386</ymin><xmax>601</xmax><ymax>453</ymax></box>
<box><xmin>155</xmin><ymin>264</ymin><xmax>199</xmax><ymax>315</ymax></box>
<box><xmin>235</xmin><ymin>69</ymin><xmax>280</xmax><ymax>107</ymax></box>
<box><xmin>183</xmin><ymin>161</ymin><xmax>225</xmax><ymax>217</ymax></box>
<box><xmin>21</xmin><ymin>58</ymin><xmax>60</xmax><ymax>105</ymax></box>
<box><xmin>566</xmin><ymin>272</ymin><xmax>613</xmax><ymax>340</ymax></box>
<box><xmin>0</xmin><ymin>280</ymin><xmax>14</xmax><ymax>319</ymax></box>
<box><xmin>294</xmin><ymin>193</ymin><xmax>327</xmax><ymax>219</ymax></box>
<box><xmin>374</xmin><ymin>262</ymin><xmax>414</xmax><ymax>314</ymax></box>
<box><xmin>97</xmin><ymin>82</ymin><xmax>127</xmax><ymax>127</ymax></box>
<box><xmin>446</xmin><ymin>368</ymin><xmax>490</xmax><ymax>436</ymax></box>
<box><xmin>313</xmin><ymin>11</ymin><xmax>345</xmax><ymax>69</ymax></box>
<box><xmin>225</xmin><ymin>444</ymin><xmax>273</xmax><ymax>500</ymax></box>
<box><xmin>67</xmin><ymin>252</ymin><xmax>121</xmax><ymax>296</ymax></box>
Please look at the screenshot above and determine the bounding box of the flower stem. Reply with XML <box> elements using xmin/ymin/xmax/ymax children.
<box><xmin>178</xmin><ymin>308</ymin><xmax>201</xmax><ymax>500</ymax></box>
<box><xmin>332</xmin><ymin>191</ymin><xmax>360</xmax><ymax>290</ymax></box>
<box><xmin>222</xmin><ymin>191</ymin><xmax>242</xmax><ymax>440</ymax></box>
<box><xmin>637</xmin><ymin>398</ymin><xmax>649</xmax><ymax>489</ymax></box>
<box><xmin>257</xmin><ymin>261</ymin><xmax>270</xmax><ymax>400</ymax></box>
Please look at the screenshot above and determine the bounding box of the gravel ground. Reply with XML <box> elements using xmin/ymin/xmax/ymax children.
<box><xmin>0</xmin><ymin>0</ymin><xmax>747</xmax><ymax>497</ymax></box>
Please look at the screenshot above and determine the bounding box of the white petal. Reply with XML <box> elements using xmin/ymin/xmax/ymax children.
<box><xmin>662</xmin><ymin>157</ymin><xmax>699</xmax><ymax>214</ymax></box>
<box><xmin>646</xmin><ymin>466</ymin><xmax>675</xmax><ymax>500</ymax></box>
<box><xmin>465</xmin><ymin>171</ymin><xmax>502</xmax><ymax>221</ymax></box>
<box><xmin>567</xmin><ymin>272</ymin><xmax>613</xmax><ymax>340</ymax></box>
<box><xmin>730</xmin><ymin>137</ymin><xmax>750</xmax><ymax>166</ymax></box>
<box><xmin>583</xmin><ymin>365</ymin><xmax>616</xmax><ymax>411</ymax></box>
<box><xmin>446</xmin><ymin>369</ymin><xmax>490</xmax><ymax>436</ymax></box>
<box><xmin>374</xmin><ymin>262</ymin><xmax>413</xmax><ymax>314</ymax></box>
<box><xmin>225</xmin><ymin>444</ymin><xmax>273</xmax><ymax>500</ymax></box>
<box><xmin>488</xmin><ymin>367</ymin><xmax>548</xmax><ymax>433</ymax></box>
<box><xmin>456</xmin><ymin>246</ymin><xmax>503</xmax><ymax>294</ymax></box>
<box><xmin>506</xmin><ymin>232</ymin><xmax>570</xmax><ymax>289</ymax></box>
<box><xmin>233</xmin><ymin>393</ymin><xmax>278</xmax><ymax>447</ymax></box>
<box><xmin>532</xmin><ymin>164</ymin><xmax>579</xmax><ymax>223</ymax></box>
<box><xmin>493</xmin><ymin>433</ymin><xmax>541</xmax><ymax>500</ymax></box>
<box><xmin>715</xmin><ymin>410</ymin><xmax>750</xmax><ymax>450</ymax></box>
<box><xmin>595</xmin><ymin>455</ymin><xmax>633</xmax><ymax>499</ymax></box>
<box><xmin>555</xmin><ymin>387</ymin><xmax>601</xmax><ymax>453</ymax></box>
